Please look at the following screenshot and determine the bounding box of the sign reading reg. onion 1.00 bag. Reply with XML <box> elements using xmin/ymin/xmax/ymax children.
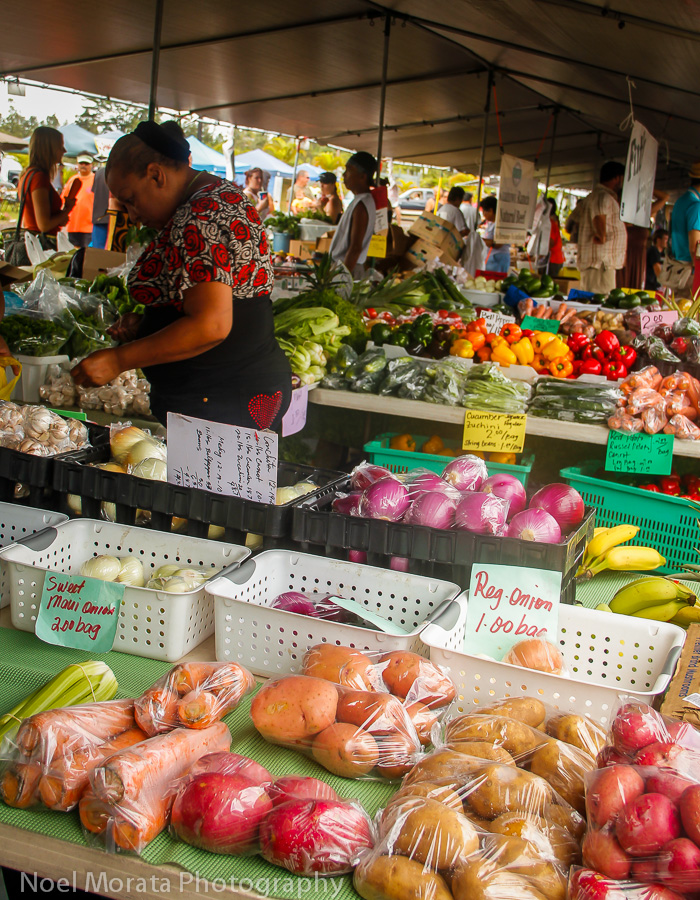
<box><xmin>463</xmin><ymin>563</ymin><xmax>562</xmax><ymax>660</ymax></box>
<box><xmin>35</xmin><ymin>573</ymin><xmax>124</xmax><ymax>652</ymax></box>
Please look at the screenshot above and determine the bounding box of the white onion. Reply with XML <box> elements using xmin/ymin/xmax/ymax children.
<box><xmin>127</xmin><ymin>438</ymin><xmax>167</xmax><ymax>468</ymax></box>
<box><xmin>208</xmin><ymin>524</ymin><xmax>225</xmax><ymax>540</ymax></box>
<box><xmin>116</xmin><ymin>557</ymin><xmax>145</xmax><ymax>587</ymax></box>
<box><xmin>154</xmin><ymin>564</ymin><xmax>180</xmax><ymax>579</ymax></box>
<box><xmin>67</xmin><ymin>493</ymin><xmax>82</xmax><ymax>516</ymax></box>
<box><xmin>110</xmin><ymin>425</ymin><xmax>151</xmax><ymax>465</ymax></box>
<box><xmin>81</xmin><ymin>555</ymin><xmax>121</xmax><ymax>582</ymax></box>
<box><xmin>131</xmin><ymin>458</ymin><xmax>167</xmax><ymax>481</ymax></box>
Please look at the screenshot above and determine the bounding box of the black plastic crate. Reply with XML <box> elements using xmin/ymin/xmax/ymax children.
<box><xmin>53</xmin><ymin>458</ymin><xmax>346</xmax><ymax>543</ymax></box>
<box><xmin>0</xmin><ymin>421</ymin><xmax>110</xmax><ymax>509</ymax></box>
<box><xmin>291</xmin><ymin>478</ymin><xmax>595</xmax><ymax>603</ymax></box>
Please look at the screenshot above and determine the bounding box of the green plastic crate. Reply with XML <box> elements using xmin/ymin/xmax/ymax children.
<box><xmin>561</xmin><ymin>462</ymin><xmax>700</xmax><ymax>574</ymax></box>
<box><xmin>364</xmin><ymin>432</ymin><xmax>534</xmax><ymax>486</ymax></box>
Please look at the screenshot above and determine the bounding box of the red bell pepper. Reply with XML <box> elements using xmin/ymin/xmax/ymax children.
<box><xmin>602</xmin><ymin>360</ymin><xmax>627</xmax><ymax>380</ymax></box>
<box><xmin>579</xmin><ymin>358</ymin><xmax>602</xmax><ymax>376</ymax></box>
<box><xmin>520</xmin><ymin>329</ymin><xmax>534</xmax><ymax>338</ymax></box>
<box><xmin>571</xmin><ymin>360</ymin><xmax>584</xmax><ymax>376</ymax></box>
<box><xmin>640</xmin><ymin>484</ymin><xmax>660</xmax><ymax>492</ymax></box>
<box><xmin>684</xmin><ymin>474</ymin><xmax>700</xmax><ymax>492</ymax></box>
<box><xmin>613</xmin><ymin>345</ymin><xmax>637</xmax><ymax>367</ymax></box>
<box><xmin>366</xmin><ymin>307</ymin><xmax>378</xmax><ymax>319</ymax></box>
<box><xmin>596</xmin><ymin>330</ymin><xmax>620</xmax><ymax>355</ymax></box>
<box><xmin>592</xmin><ymin>346</ymin><xmax>608</xmax><ymax>364</ymax></box>
<box><xmin>659</xmin><ymin>476</ymin><xmax>681</xmax><ymax>495</ymax></box>
<box><xmin>567</xmin><ymin>333</ymin><xmax>591</xmax><ymax>354</ymax></box>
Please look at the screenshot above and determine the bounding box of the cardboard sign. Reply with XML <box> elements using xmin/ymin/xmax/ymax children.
<box><xmin>167</xmin><ymin>413</ymin><xmax>278</xmax><ymax>504</ymax></box>
<box><xmin>620</xmin><ymin>122</ymin><xmax>659</xmax><ymax>228</ymax></box>
<box><xmin>281</xmin><ymin>385</ymin><xmax>311</xmax><ymax>437</ymax></box>
<box><xmin>35</xmin><ymin>573</ymin><xmax>124</xmax><ymax>652</ymax></box>
<box><xmin>463</xmin><ymin>410</ymin><xmax>527</xmax><ymax>453</ymax></box>
<box><xmin>605</xmin><ymin>430</ymin><xmax>674</xmax><ymax>476</ymax></box>
<box><xmin>463</xmin><ymin>563</ymin><xmax>562</xmax><ymax>659</ymax></box>
<box><xmin>481</xmin><ymin>310</ymin><xmax>516</xmax><ymax>333</ymax></box>
<box><xmin>639</xmin><ymin>308</ymin><xmax>679</xmax><ymax>334</ymax></box>
<box><xmin>494</xmin><ymin>154</ymin><xmax>538</xmax><ymax>245</ymax></box>
<box><xmin>520</xmin><ymin>315</ymin><xmax>560</xmax><ymax>334</ymax></box>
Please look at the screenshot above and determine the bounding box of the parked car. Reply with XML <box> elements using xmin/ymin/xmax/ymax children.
<box><xmin>0</xmin><ymin>180</ymin><xmax>17</xmax><ymax>202</ymax></box>
<box><xmin>397</xmin><ymin>187</ymin><xmax>435</xmax><ymax>211</ymax></box>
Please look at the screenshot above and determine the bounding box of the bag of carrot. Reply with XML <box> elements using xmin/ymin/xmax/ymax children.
<box><xmin>134</xmin><ymin>661</ymin><xmax>256</xmax><ymax>736</ymax></box>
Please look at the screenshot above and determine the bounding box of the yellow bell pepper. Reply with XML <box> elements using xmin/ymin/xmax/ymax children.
<box><xmin>512</xmin><ymin>337</ymin><xmax>534</xmax><ymax>366</ymax></box>
<box><xmin>490</xmin><ymin>341</ymin><xmax>518</xmax><ymax>367</ymax></box>
<box><xmin>542</xmin><ymin>337</ymin><xmax>570</xmax><ymax>361</ymax></box>
<box><xmin>450</xmin><ymin>339</ymin><xmax>474</xmax><ymax>359</ymax></box>
<box><xmin>533</xmin><ymin>331</ymin><xmax>556</xmax><ymax>352</ymax></box>
<box><xmin>390</xmin><ymin>433</ymin><xmax>416</xmax><ymax>452</ymax></box>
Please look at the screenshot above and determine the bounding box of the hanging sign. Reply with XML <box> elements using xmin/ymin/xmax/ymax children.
<box><xmin>35</xmin><ymin>574</ymin><xmax>124</xmax><ymax>652</ymax></box>
<box><xmin>463</xmin><ymin>410</ymin><xmax>526</xmax><ymax>454</ymax></box>
<box><xmin>605</xmin><ymin>431</ymin><xmax>674</xmax><ymax>476</ymax></box>
<box><xmin>494</xmin><ymin>154</ymin><xmax>538</xmax><ymax>245</ymax></box>
<box><xmin>369</xmin><ymin>184</ymin><xmax>388</xmax><ymax>258</ymax></box>
<box><xmin>167</xmin><ymin>414</ymin><xmax>278</xmax><ymax>504</ymax></box>
<box><xmin>463</xmin><ymin>563</ymin><xmax>562</xmax><ymax>659</ymax></box>
<box><xmin>620</xmin><ymin>121</ymin><xmax>659</xmax><ymax>228</ymax></box>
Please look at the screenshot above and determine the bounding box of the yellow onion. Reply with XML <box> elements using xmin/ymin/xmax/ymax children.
<box><xmin>110</xmin><ymin>426</ymin><xmax>151</xmax><ymax>465</ymax></box>
<box><xmin>80</xmin><ymin>555</ymin><xmax>121</xmax><ymax>582</ymax></box>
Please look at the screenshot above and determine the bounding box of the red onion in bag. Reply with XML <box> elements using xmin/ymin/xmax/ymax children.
<box><xmin>271</xmin><ymin>592</ymin><xmax>319</xmax><ymax>616</ymax></box>
<box><xmin>480</xmin><ymin>473</ymin><xmax>527</xmax><ymax>518</ymax></box>
<box><xmin>357</xmin><ymin>477</ymin><xmax>410</xmax><ymax>521</ymax></box>
<box><xmin>404</xmin><ymin>491</ymin><xmax>455</xmax><ymax>529</ymax></box>
<box><xmin>406</xmin><ymin>471</ymin><xmax>452</xmax><ymax>496</ymax></box>
<box><xmin>348</xmin><ymin>550</ymin><xmax>367</xmax><ymax>564</ymax></box>
<box><xmin>332</xmin><ymin>492</ymin><xmax>362</xmax><ymax>515</ymax></box>
<box><xmin>454</xmin><ymin>492</ymin><xmax>508</xmax><ymax>535</ymax></box>
<box><xmin>507</xmin><ymin>508</ymin><xmax>561</xmax><ymax>543</ymax></box>
<box><xmin>529</xmin><ymin>483</ymin><xmax>585</xmax><ymax>531</ymax></box>
<box><xmin>442</xmin><ymin>455</ymin><xmax>488</xmax><ymax>492</ymax></box>
<box><xmin>350</xmin><ymin>464</ymin><xmax>394</xmax><ymax>492</ymax></box>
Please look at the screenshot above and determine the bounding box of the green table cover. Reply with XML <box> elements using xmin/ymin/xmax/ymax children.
<box><xmin>0</xmin><ymin>628</ymin><xmax>395</xmax><ymax>898</ymax></box>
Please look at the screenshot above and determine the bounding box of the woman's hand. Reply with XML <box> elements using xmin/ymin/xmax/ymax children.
<box><xmin>107</xmin><ymin>313</ymin><xmax>143</xmax><ymax>343</ymax></box>
<box><xmin>71</xmin><ymin>349</ymin><xmax>124</xmax><ymax>388</ymax></box>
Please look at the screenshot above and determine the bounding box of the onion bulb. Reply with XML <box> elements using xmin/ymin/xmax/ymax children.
<box><xmin>67</xmin><ymin>493</ymin><xmax>82</xmax><ymax>516</ymax></box>
<box><xmin>154</xmin><ymin>564</ymin><xmax>180</xmax><ymax>579</ymax></box>
<box><xmin>454</xmin><ymin>492</ymin><xmax>508</xmax><ymax>535</ymax></box>
<box><xmin>173</xmin><ymin>567</ymin><xmax>208</xmax><ymax>583</ymax></box>
<box><xmin>480</xmin><ymin>474</ymin><xmax>526</xmax><ymax>518</ymax></box>
<box><xmin>404</xmin><ymin>491</ymin><xmax>455</xmax><ymax>529</ymax></box>
<box><xmin>442</xmin><ymin>455</ymin><xmax>488</xmax><ymax>492</ymax></box>
<box><xmin>507</xmin><ymin>508</ymin><xmax>561</xmax><ymax>543</ymax></box>
<box><xmin>81</xmin><ymin>555</ymin><xmax>122</xmax><ymax>582</ymax></box>
<box><xmin>126</xmin><ymin>438</ymin><xmax>167</xmax><ymax>468</ymax></box>
<box><xmin>96</xmin><ymin>462</ymin><xmax>127</xmax><ymax>474</ymax></box>
<box><xmin>276</xmin><ymin>486</ymin><xmax>300</xmax><ymax>505</ymax></box>
<box><xmin>348</xmin><ymin>549</ymin><xmax>367</xmax><ymax>564</ymax></box>
<box><xmin>332</xmin><ymin>492</ymin><xmax>361</xmax><ymax>516</ymax></box>
<box><xmin>503</xmin><ymin>638</ymin><xmax>564</xmax><ymax>675</ymax></box>
<box><xmin>131</xmin><ymin>458</ymin><xmax>167</xmax><ymax>482</ymax></box>
<box><xmin>110</xmin><ymin>426</ymin><xmax>151</xmax><ymax>465</ymax></box>
<box><xmin>208</xmin><ymin>525</ymin><xmax>225</xmax><ymax>541</ymax></box>
<box><xmin>528</xmin><ymin>483</ymin><xmax>585</xmax><ymax>531</ymax></box>
<box><xmin>350</xmin><ymin>464</ymin><xmax>394</xmax><ymax>492</ymax></box>
<box><xmin>357</xmin><ymin>476</ymin><xmax>410</xmax><ymax>521</ymax></box>
<box><xmin>116</xmin><ymin>557</ymin><xmax>145</xmax><ymax>587</ymax></box>
<box><xmin>272</xmin><ymin>591</ymin><xmax>318</xmax><ymax>616</ymax></box>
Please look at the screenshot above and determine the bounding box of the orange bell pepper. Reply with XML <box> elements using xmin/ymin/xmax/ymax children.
<box><xmin>486</xmin><ymin>332</ymin><xmax>500</xmax><ymax>346</ymax></box>
<box><xmin>532</xmin><ymin>352</ymin><xmax>550</xmax><ymax>373</ymax></box>
<box><xmin>466</xmin><ymin>331</ymin><xmax>486</xmax><ymax>351</ymax></box>
<box><xmin>489</xmin><ymin>452</ymin><xmax>517</xmax><ymax>464</ymax></box>
<box><xmin>500</xmin><ymin>323</ymin><xmax>522</xmax><ymax>344</ymax></box>
<box><xmin>549</xmin><ymin>358</ymin><xmax>574</xmax><ymax>378</ymax></box>
<box><xmin>471</xmin><ymin>317</ymin><xmax>488</xmax><ymax>336</ymax></box>
<box><xmin>389</xmin><ymin>433</ymin><xmax>416</xmax><ymax>452</ymax></box>
<box><xmin>422</xmin><ymin>435</ymin><xmax>444</xmax><ymax>454</ymax></box>
<box><xmin>476</xmin><ymin>346</ymin><xmax>491</xmax><ymax>362</ymax></box>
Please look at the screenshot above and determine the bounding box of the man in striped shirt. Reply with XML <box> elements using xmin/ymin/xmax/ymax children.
<box><xmin>577</xmin><ymin>161</ymin><xmax>627</xmax><ymax>294</ymax></box>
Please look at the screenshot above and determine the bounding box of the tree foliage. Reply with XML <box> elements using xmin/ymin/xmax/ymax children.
<box><xmin>75</xmin><ymin>98</ymin><xmax>148</xmax><ymax>134</ymax></box>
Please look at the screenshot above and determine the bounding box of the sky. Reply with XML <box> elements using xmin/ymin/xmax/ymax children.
<box><xmin>0</xmin><ymin>80</ymin><xmax>94</xmax><ymax>125</ymax></box>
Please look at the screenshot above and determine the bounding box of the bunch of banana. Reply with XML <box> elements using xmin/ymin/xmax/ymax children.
<box><xmin>605</xmin><ymin>576</ymin><xmax>698</xmax><ymax>624</ymax></box>
<box><xmin>577</xmin><ymin>524</ymin><xmax>666</xmax><ymax>579</ymax></box>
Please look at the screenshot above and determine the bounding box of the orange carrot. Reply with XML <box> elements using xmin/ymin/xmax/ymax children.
<box><xmin>177</xmin><ymin>691</ymin><xmax>220</xmax><ymax>729</ymax></box>
<box><xmin>78</xmin><ymin>787</ymin><xmax>111</xmax><ymax>835</ymax></box>
<box><xmin>172</xmin><ymin>662</ymin><xmax>225</xmax><ymax>695</ymax></box>
<box><xmin>91</xmin><ymin>721</ymin><xmax>231</xmax><ymax>805</ymax></box>
<box><xmin>134</xmin><ymin>687</ymin><xmax>179</xmax><ymax>737</ymax></box>
<box><xmin>111</xmin><ymin>806</ymin><xmax>167</xmax><ymax>852</ymax></box>
<box><xmin>0</xmin><ymin>761</ymin><xmax>42</xmax><ymax>808</ymax></box>
<box><xmin>39</xmin><ymin>727</ymin><xmax>148</xmax><ymax>811</ymax></box>
<box><xmin>17</xmin><ymin>699</ymin><xmax>134</xmax><ymax>760</ymax></box>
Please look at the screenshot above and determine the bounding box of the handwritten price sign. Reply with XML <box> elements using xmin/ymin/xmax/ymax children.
<box><xmin>639</xmin><ymin>309</ymin><xmax>678</xmax><ymax>335</ymax></box>
<box><xmin>281</xmin><ymin>385</ymin><xmax>311</xmax><ymax>437</ymax></box>
<box><xmin>605</xmin><ymin>430</ymin><xmax>674</xmax><ymax>476</ymax></box>
<box><xmin>35</xmin><ymin>573</ymin><xmax>124</xmax><ymax>652</ymax></box>
<box><xmin>463</xmin><ymin>563</ymin><xmax>562</xmax><ymax>659</ymax></box>
<box><xmin>463</xmin><ymin>410</ymin><xmax>526</xmax><ymax>454</ymax></box>
<box><xmin>520</xmin><ymin>315</ymin><xmax>560</xmax><ymax>334</ymax></box>
<box><xmin>481</xmin><ymin>310</ymin><xmax>516</xmax><ymax>333</ymax></box>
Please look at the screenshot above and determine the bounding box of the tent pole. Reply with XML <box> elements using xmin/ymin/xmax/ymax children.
<box><xmin>375</xmin><ymin>14</ymin><xmax>392</xmax><ymax>183</ymax></box>
<box><xmin>148</xmin><ymin>0</ymin><xmax>165</xmax><ymax>121</ymax></box>
<box><xmin>544</xmin><ymin>107</ymin><xmax>559</xmax><ymax>195</ymax></box>
<box><xmin>476</xmin><ymin>70</ymin><xmax>494</xmax><ymax>209</ymax></box>
<box><xmin>288</xmin><ymin>137</ymin><xmax>301</xmax><ymax>214</ymax></box>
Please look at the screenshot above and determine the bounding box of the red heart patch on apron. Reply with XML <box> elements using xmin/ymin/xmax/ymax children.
<box><xmin>248</xmin><ymin>391</ymin><xmax>283</xmax><ymax>430</ymax></box>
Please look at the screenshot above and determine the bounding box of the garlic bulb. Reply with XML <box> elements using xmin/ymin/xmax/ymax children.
<box><xmin>116</xmin><ymin>557</ymin><xmax>145</xmax><ymax>587</ymax></box>
<box><xmin>81</xmin><ymin>555</ymin><xmax>122</xmax><ymax>582</ymax></box>
<box><xmin>18</xmin><ymin>438</ymin><xmax>49</xmax><ymax>456</ymax></box>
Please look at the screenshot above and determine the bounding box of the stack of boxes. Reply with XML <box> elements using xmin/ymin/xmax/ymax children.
<box><xmin>404</xmin><ymin>212</ymin><xmax>464</xmax><ymax>268</ymax></box>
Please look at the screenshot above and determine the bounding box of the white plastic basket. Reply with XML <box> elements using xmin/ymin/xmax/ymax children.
<box><xmin>13</xmin><ymin>354</ymin><xmax>70</xmax><ymax>403</ymax></box>
<box><xmin>2</xmin><ymin>519</ymin><xmax>250</xmax><ymax>662</ymax></box>
<box><xmin>0</xmin><ymin>503</ymin><xmax>68</xmax><ymax>608</ymax></box>
<box><xmin>422</xmin><ymin>603</ymin><xmax>685</xmax><ymax>726</ymax></box>
<box><xmin>207</xmin><ymin>549</ymin><xmax>464</xmax><ymax>676</ymax></box>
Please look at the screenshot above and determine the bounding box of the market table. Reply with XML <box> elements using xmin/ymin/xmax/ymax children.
<box><xmin>309</xmin><ymin>388</ymin><xmax>700</xmax><ymax>458</ymax></box>
<box><xmin>0</xmin><ymin>607</ymin><xmax>394</xmax><ymax>900</ymax></box>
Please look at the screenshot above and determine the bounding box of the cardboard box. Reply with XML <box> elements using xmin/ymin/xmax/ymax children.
<box><xmin>404</xmin><ymin>238</ymin><xmax>458</xmax><ymax>269</ymax></box>
<box><xmin>554</xmin><ymin>277</ymin><xmax>581</xmax><ymax>294</ymax></box>
<box><xmin>288</xmin><ymin>240</ymin><xmax>316</xmax><ymax>261</ymax></box>
<box><xmin>81</xmin><ymin>249</ymin><xmax>127</xmax><ymax>281</ymax></box>
<box><xmin>0</xmin><ymin>261</ymin><xmax>33</xmax><ymax>288</ymax></box>
<box><xmin>660</xmin><ymin>624</ymin><xmax>700</xmax><ymax>724</ymax></box>
<box><xmin>408</xmin><ymin>212</ymin><xmax>462</xmax><ymax>261</ymax></box>
<box><xmin>315</xmin><ymin>237</ymin><xmax>333</xmax><ymax>254</ymax></box>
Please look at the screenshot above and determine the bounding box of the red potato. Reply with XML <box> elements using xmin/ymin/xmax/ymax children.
<box><xmin>311</xmin><ymin>723</ymin><xmax>379</xmax><ymax>778</ymax></box>
<box><xmin>302</xmin><ymin>644</ymin><xmax>378</xmax><ymax>692</ymax></box>
<box><xmin>635</xmin><ymin>741</ymin><xmax>700</xmax><ymax>776</ymax></box>
<box><xmin>187</xmin><ymin>751</ymin><xmax>272</xmax><ymax>785</ymax></box>
<box><xmin>657</xmin><ymin>837</ymin><xmax>700</xmax><ymax>893</ymax></box>
<box><xmin>680</xmin><ymin>784</ymin><xmax>700</xmax><ymax>846</ymax></box>
<box><xmin>582</xmin><ymin>828</ymin><xmax>631</xmax><ymax>880</ymax></box>
<box><xmin>378</xmin><ymin>651</ymin><xmax>455</xmax><ymax>708</ymax></box>
<box><xmin>568</xmin><ymin>868</ymin><xmax>626</xmax><ymax>900</ymax></box>
<box><xmin>171</xmin><ymin>772</ymin><xmax>272</xmax><ymax>854</ymax></box>
<box><xmin>250</xmin><ymin>675</ymin><xmax>338</xmax><ymax>743</ymax></box>
<box><xmin>267</xmin><ymin>775</ymin><xmax>339</xmax><ymax>808</ymax></box>
<box><xmin>405</xmin><ymin>701</ymin><xmax>439</xmax><ymax>746</ymax></box>
<box><xmin>611</xmin><ymin>703</ymin><xmax>667</xmax><ymax>756</ymax></box>
<box><xmin>336</xmin><ymin>691</ymin><xmax>411</xmax><ymax>737</ymax></box>
<box><xmin>373</xmin><ymin>732</ymin><xmax>421</xmax><ymax>780</ymax></box>
<box><xmin>647</xmin><ymin>771</ymin><xmax>695</xmax><ymax>809</ymax></box>
<box><xmin>259</xmin><ymin>798</ymin><xmax>374</xmax><ymax>876</ymax></box>
<box><xmin>631</xmin><ymin>858</ymin><xmax>659</xmax><ymax>883</ymax></box>
<box><xmin>668</xmin><ymin>721</ymin><xmax>700</xmax><ymax>751</ymax></box>
<box><xmin>587</xmin><ymin>765</ymin><xmax>645</xmax><ymax>827</ymax></box>
<box><xmin>616</xmin><ymin>793</ymin><xmax>681</xmax><ymax>856</ymax></box>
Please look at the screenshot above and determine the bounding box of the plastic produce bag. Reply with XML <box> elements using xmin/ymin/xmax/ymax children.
<box><xmin>641</xmin><ymin>401</ymin><xmax>668</xmax><ymax>435</ymax></box>
<box><xmin>250</xmin><ymin>673</ymin><xmax>427</xmax><ymax>781</ymax></box>
<box><xmin>79</xmin><ymin>721</ymin><xmax>231</xmax><ymax>853</ymax></box>
<box><xmin>133</xmin><ymin>661</ymin><xmax>256</xmax><ymax>736</ymax></box>
<box><xmin>570</xmin><ymin>868</ymin><xmax>689</xmax><ymax>900</ymax></box>
<box><xmin>170</xmin><ymin>751</ymin><xmax>375</xmax><ymax>874</ymax></box>
<box><xmin>665</xmin><ymin>414</ymin><xmax>700</xmax><ymax>440</ymax></box>
<box><xmin>609</xmin><ymin>410</ymin><xmax>645</xmax><ymax>433</ymax></box>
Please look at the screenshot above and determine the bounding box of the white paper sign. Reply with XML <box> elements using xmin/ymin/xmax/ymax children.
<box><xmin>166</xmin><ymin>413</ymin><xmax>278</xmax><ymax>504</ymax></box>
<box><xmin>481</xmin><ymin>310</ymin><xmax>516</xmax><ymax>333</ymax></box>
<box><xmin>494</xmin><ymin>154</ymin><xmax>538</xmax><ymax>244</ymax></box>
<box><xmin>620</xmin><ymin>121</ymin><xmax>659</xmax><ymax>228</ymax></box>
<box><xmin>281</xmin><ymin>385</ymin><xmax>310</xmax><ymax>437</ymax></box>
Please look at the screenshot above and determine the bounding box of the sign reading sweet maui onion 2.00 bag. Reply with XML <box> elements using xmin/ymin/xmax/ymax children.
<box><xmin>463</xmin><ymin>563</ymin><xmax>562</xmax><ymax>660</ymax></box>
<box><xmin>35</xmin><ymin>573</ymin><xmax>124</xmax><ymax>652</ymax></box>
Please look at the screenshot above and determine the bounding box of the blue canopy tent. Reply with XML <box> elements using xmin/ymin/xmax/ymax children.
<box><xmin>297</xmin><ymin>163</ymin><xmax>325</xmax><ymax>182</ymax></box>
<box><xmin>187</xmin><ymin>135</ymin><xmax>227</xmax><ymax>176</ymax></box>
<box><xmin>58</xmin><ymin>124</ymin><xmax>98</xmax><ymax>158</ymax></box>
<box><xmin>234</xmin><ymin>149</ymin><xmax>294</xmax><ymax>181</ymax></box>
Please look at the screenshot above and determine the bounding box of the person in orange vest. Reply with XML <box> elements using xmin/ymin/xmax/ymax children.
<box><xmin>62</xmin><ymin>154</ymin><xmax>95</xmax><ymax>247</ymax></box>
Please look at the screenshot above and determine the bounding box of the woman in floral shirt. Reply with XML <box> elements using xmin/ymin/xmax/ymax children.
<box><xmin>72</xmin><ymin>121</ymin><xmax>291</xmax><ymax>430</ymax></box>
